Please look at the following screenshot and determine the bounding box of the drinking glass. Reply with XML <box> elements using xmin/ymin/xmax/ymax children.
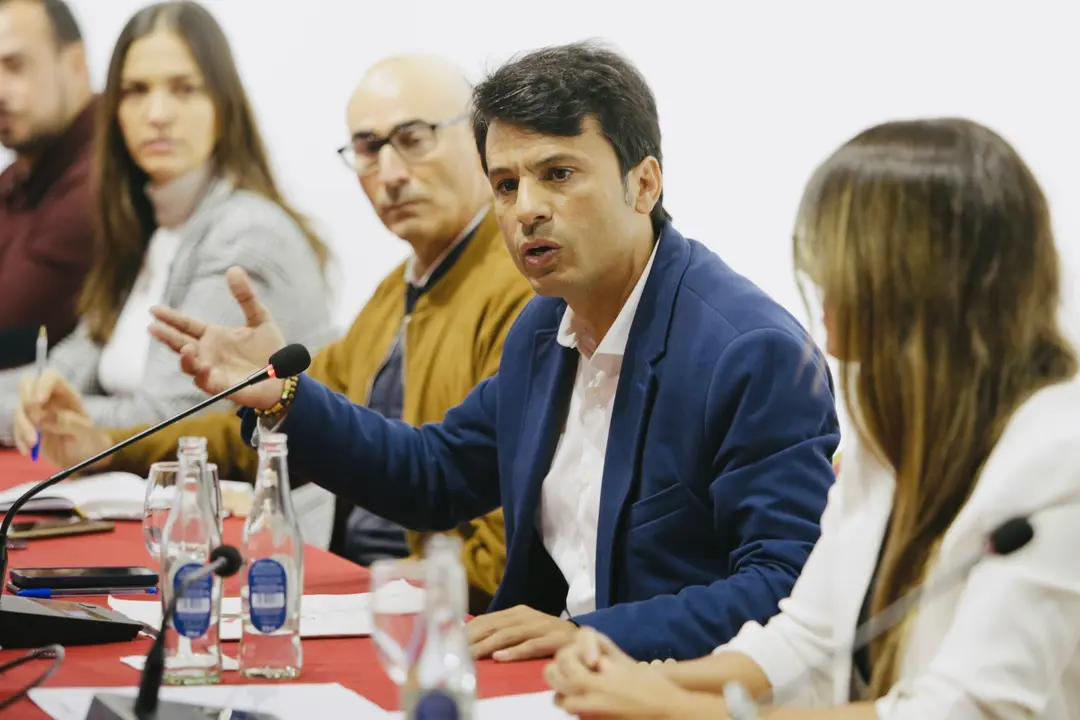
<box><xmin>142</xmin><ymin>461</ymin><xmax>222</xmax><ymax>561</ymax></box>
<box><xmin>369</xmin><ymin>557</ymin><xmax>427</xmax><ymax>685</ymax></box>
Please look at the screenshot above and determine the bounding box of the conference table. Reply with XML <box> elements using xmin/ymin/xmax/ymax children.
<box><xmin>0</xmin><ymin>451</ymin><xmax>548</xmax><ymax>717</ymax></box>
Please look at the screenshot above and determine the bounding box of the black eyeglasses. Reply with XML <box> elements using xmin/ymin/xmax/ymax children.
<box><xmin>337</xmin><ymin>115</ymin><xmax>467</xmax><ymax>174</ymax></box>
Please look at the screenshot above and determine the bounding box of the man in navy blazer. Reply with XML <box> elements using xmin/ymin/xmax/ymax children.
<box><xmin>149</xmin><ymin>42</ymin><xmax>840</xmax><ymax>663</ymax></box>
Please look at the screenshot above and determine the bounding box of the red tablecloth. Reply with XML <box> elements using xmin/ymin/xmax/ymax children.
<box><xmin>0</xmin><ymin>451</ymin><xmax>547</xmax><ymax>716</ymax></box>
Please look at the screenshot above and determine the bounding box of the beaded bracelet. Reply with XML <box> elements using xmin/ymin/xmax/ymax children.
<box><xmin>254</xmin><ymin>374</ymin><xmax>298</xmax><ymax>426</ymax></box>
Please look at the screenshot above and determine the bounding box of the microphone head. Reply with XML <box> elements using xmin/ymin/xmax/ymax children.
<box><xmin>990</xmin><ymin>517</ymin><xmax>1034</xmax><ymax>556</ymax></box>
<box><xmin>209</xmin><ymin>545</ymin><xmax>244</xmax><ymax>577</ymax></box>
<box><xmin>268</xmin><ymin>344</ymin><xmax>311</xmax><ymax>379</ymax></box>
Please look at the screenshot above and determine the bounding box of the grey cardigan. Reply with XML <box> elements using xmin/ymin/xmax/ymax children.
<box><xmin>0</xmin><ymin>177</ymin><xmax>336</xmax><ymax>445</ymax></box>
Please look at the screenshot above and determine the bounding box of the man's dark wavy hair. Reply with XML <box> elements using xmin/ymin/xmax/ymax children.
<box><xmin>471</xmin><ymin>40</ymin><xmax>671</xmax><ymax>234</ymax></box>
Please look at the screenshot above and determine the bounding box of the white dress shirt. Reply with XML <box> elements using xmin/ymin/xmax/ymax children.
<box><xmin>716</xmin><ymin>377</ymin><xmax>1080</xmax><ymax>719</ymax></box>
<box><xmin>538</xmin><ymin>244</ymin><xmax>659</xmax><ymax>618</ymax></box>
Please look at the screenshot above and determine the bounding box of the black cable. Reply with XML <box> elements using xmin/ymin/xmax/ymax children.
<box><xmin>0</xmin><ymin>643</ymin><xmax>65</xmax><ymax>712</ymax></box>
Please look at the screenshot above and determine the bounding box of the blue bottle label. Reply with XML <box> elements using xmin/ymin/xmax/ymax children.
<box><xmin>172</xmin><ymin>562</ymin><xmax>212</xmax><ymax>639</ymax></box>
<box><xmin>248</xmin><ymin>558</ymin><xmax>287</xmax><ymax>633</ymax></box>
<box><xmin>414</xmin><ymin>690</ymin><xmax>459</xmax><ymax>720</ymax></box>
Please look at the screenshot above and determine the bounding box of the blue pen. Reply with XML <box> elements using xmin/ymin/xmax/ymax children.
<box><xmin>16</xmin><ymin>586</ymin><xmax>157</xmax><ymax>598</ymax></box>
<box><xmin>30</xmin><ymin>325</ymin><xmax>46</xmax><ymax>461</ymax></box>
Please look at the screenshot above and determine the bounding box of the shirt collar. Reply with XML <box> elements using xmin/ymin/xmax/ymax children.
<box><xmin>557</xmin><ymin>236</ymin><xmax>660</xmax><ymax>357</ymax></box>
<box><xmin>404</xmin><ymin>204</ymin><xmax>490</xmax><ymax>288</ymax></box>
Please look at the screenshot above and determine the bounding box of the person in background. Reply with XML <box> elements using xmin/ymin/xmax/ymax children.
<box><xmin>28</xmin><ymin>53</ymin><xmax>532</xmax><ymax>611</ymax></box>
<box><xmin>0</xmin><ymin>0</ymin><xmax>93</xmax><ymax>368</ymax></box>
<box><xmin>147</xmin><ymin>41</ymin><xmax>840</xmax><ymax>663</ymax></box>
<box><xmin>546</xmin><ymin>119</ymin><xmax>1080</xmax><ymax>719</ymax></box>
<box><xmin>2</xmin><ymin>0</ymin><xmax>333</xmax><ymax>449</ymax></box>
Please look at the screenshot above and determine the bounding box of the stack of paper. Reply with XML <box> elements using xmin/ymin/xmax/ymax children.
<box><xmin>108</xmin><ymin>579</ymin><xmax>426</xmax><ymax>640</ymax></box>
<box><xmin>0</xmin><ymin>494</ymin><xmax>76</xmax><ymax>515</ymax></box>
<box><xmin>0</xmin><ymin>472</ymin><xmax>255</xmax><ymax>520</ymax></box>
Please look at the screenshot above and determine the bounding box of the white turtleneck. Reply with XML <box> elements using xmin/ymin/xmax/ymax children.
<box><xmin>97</xmin><ymin>164</ymin><xmax>214</xmax><ymax>396</ymax></box>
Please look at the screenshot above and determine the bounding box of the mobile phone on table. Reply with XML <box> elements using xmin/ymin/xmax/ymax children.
<box><xmin>9</xmin><ymin>565</ymin><xmax>159</xmax><ymax>590</ymax></box>
<box><xmin>7</xmin><ymin>515</ymin><xmax>114</xmax><ymax>541</ymax></box>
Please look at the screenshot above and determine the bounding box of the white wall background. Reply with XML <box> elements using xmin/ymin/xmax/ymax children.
<box><xmin>59</xmin><ymin>0</ymin><xmax>1079</xmax><ymax>343</ymax></box>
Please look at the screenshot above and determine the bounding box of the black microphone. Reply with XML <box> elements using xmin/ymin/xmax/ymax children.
<box><xmin>134</xmin><ymin>545</ymin><xmax>242</xmax><ymax>719</ymax></box>
<box><xmin>723</xmin><ymin>516</ymin><xmax>1035</xmax><ymax>719</ymax></box>
<box><xmin>241</xmin><ymin>343</ymin><xmax>311</xmax><ymax>385</ymax></box>
<box><xmin>0</xmin><ymin>345</ymin><xmax>310</xmax><ymax>650</ymax></box>
<box><xmin>83</xmin><ymin>546</ymin><xmax>273</xmax><ymax>720</ymax></box>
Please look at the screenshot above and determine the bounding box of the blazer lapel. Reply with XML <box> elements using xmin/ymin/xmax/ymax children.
<box><xmin>594</xmin><ymin>224</ymin><xmax>690</xmax><ymax>608</ymax></box>
<box><xmin>508</xmin><ymin>316</ymin><xmax>578</xmax><ymax>564</ymax></box>
<box><xmin>594</xmin><ymin>363</ymin><xmax>657</xmax><ymax>608</ymax></box>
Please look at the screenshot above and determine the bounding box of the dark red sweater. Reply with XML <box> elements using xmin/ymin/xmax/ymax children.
<box><xmin>0</xmin><ymin>100</ymin><xmax>96</xmax><ymax>368</ymax></box>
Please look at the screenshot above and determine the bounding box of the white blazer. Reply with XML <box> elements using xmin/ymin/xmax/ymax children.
<box><xmin>717</xmin><ymin>378</ymin><xmax>1080</xmax><ymax>719</ymax></box>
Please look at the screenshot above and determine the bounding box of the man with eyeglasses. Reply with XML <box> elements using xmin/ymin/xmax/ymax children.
<box><xmin>323</xmin><ymin>54</ymin><xmax>532</xmax><ymax>592</ymax></box>
<box><xmin>31</xmin><ymin>53</ymin><xmax>533</xmax><ymax>613</ymax></box>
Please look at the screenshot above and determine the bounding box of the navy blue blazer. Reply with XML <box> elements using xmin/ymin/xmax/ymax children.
<box><xmin>241</xmin><ymin>223</ymin><xmax>840</xmax><ymax>661</ymax></box>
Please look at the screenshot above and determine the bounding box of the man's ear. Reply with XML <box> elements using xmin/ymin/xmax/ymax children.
<box><xmin>62</xmin><ymin>41</ymin><xmax>89</xmax><ymax>82</ymax></box>
<box><xmin>629</xmin><ymin>156</ymin><xmax>662</xmax><ymax>216</ymax></box>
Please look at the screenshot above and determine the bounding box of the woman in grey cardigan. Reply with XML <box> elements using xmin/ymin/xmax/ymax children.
<box><xmin>3</xmin><ymin>1</ymin><xmax>335</xmax><ymax>450</ymax></box>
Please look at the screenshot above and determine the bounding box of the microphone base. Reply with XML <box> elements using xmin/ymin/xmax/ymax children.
<box><xmin>0</xmin><ymin>595</ymin><xmax>142</xmax><ymax>649</ymax></box>
<box><xmin>86</xmin><ymin>693</ymin><xmax>280</xmax><ymax>720</ymax></box>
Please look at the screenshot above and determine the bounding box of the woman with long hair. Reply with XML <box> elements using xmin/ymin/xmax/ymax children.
<box><xmin>4</xmin><ymin>1</ymin><xmax>334</xmax><ymax>450</ymax></box>
<box><xmin>545</xmin><ymin>118</ymin><xmax>1080</xmax><ymax>718</ymax></box>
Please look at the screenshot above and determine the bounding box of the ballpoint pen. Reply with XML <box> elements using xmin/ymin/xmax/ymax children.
<box><xmin>14</xmin><ymin>586</ymin><xmax>158</xmax><ymax>598</ymax></box>
<box><xmin>30</xmin><ymin>324</ymin><xmax>47</xmax><ymax>461</ymax></box>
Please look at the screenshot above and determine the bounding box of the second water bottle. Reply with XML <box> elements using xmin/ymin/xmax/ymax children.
<box><xmin>239</xmin><ymin>432</ymin><xmax>304</xmax><ymax>679</ymax></box>
<box><xmin>160</xmin><ymin>436</ymin><xmax>224</xmax><ymax>685</ymax></box>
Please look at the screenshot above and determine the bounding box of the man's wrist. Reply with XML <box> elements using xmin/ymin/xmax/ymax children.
<box><xmin>253</xmin><ymin>375</ymin><xmax>298</xmax><ymax>421</ymax></box>
<box><xmin>255</xmin><ymin>378</ymin><xmax>287</xmax><ymax>411</ymax></box>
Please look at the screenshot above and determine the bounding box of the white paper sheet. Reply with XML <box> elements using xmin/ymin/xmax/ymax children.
<box><xmin>108</xmin><ymin>580</ymin><xmax>426</xmax><ymax>641</ymax></box>
<box><xmin>0</xmin><ymin>472</ymin><xmax>254</xmax><ymax>520</ymax></box>
<box><xmin>384</xmin><ymin>691</ymin><xmax>566</xmax><ymax>719</ymax></box>
<box><xmin>120</xmin><ymin>653</ymin><xmax>239</xmax><ymax>671</ymax></box>
<box><xmin>28</xmin><ymin>682</ymin><xmax>387</xmax><ymax>720</ymax></box>
<box><xmin>474</xmin><ymin>692</ymin><xmax>568</xmax><ymax>719</ymax></box>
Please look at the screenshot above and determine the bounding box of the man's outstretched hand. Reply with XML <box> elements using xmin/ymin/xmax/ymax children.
<box><xmin>149</xmin><ymin>267</ymin><xmax>287</xmax><ymax>410</ymax></box>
